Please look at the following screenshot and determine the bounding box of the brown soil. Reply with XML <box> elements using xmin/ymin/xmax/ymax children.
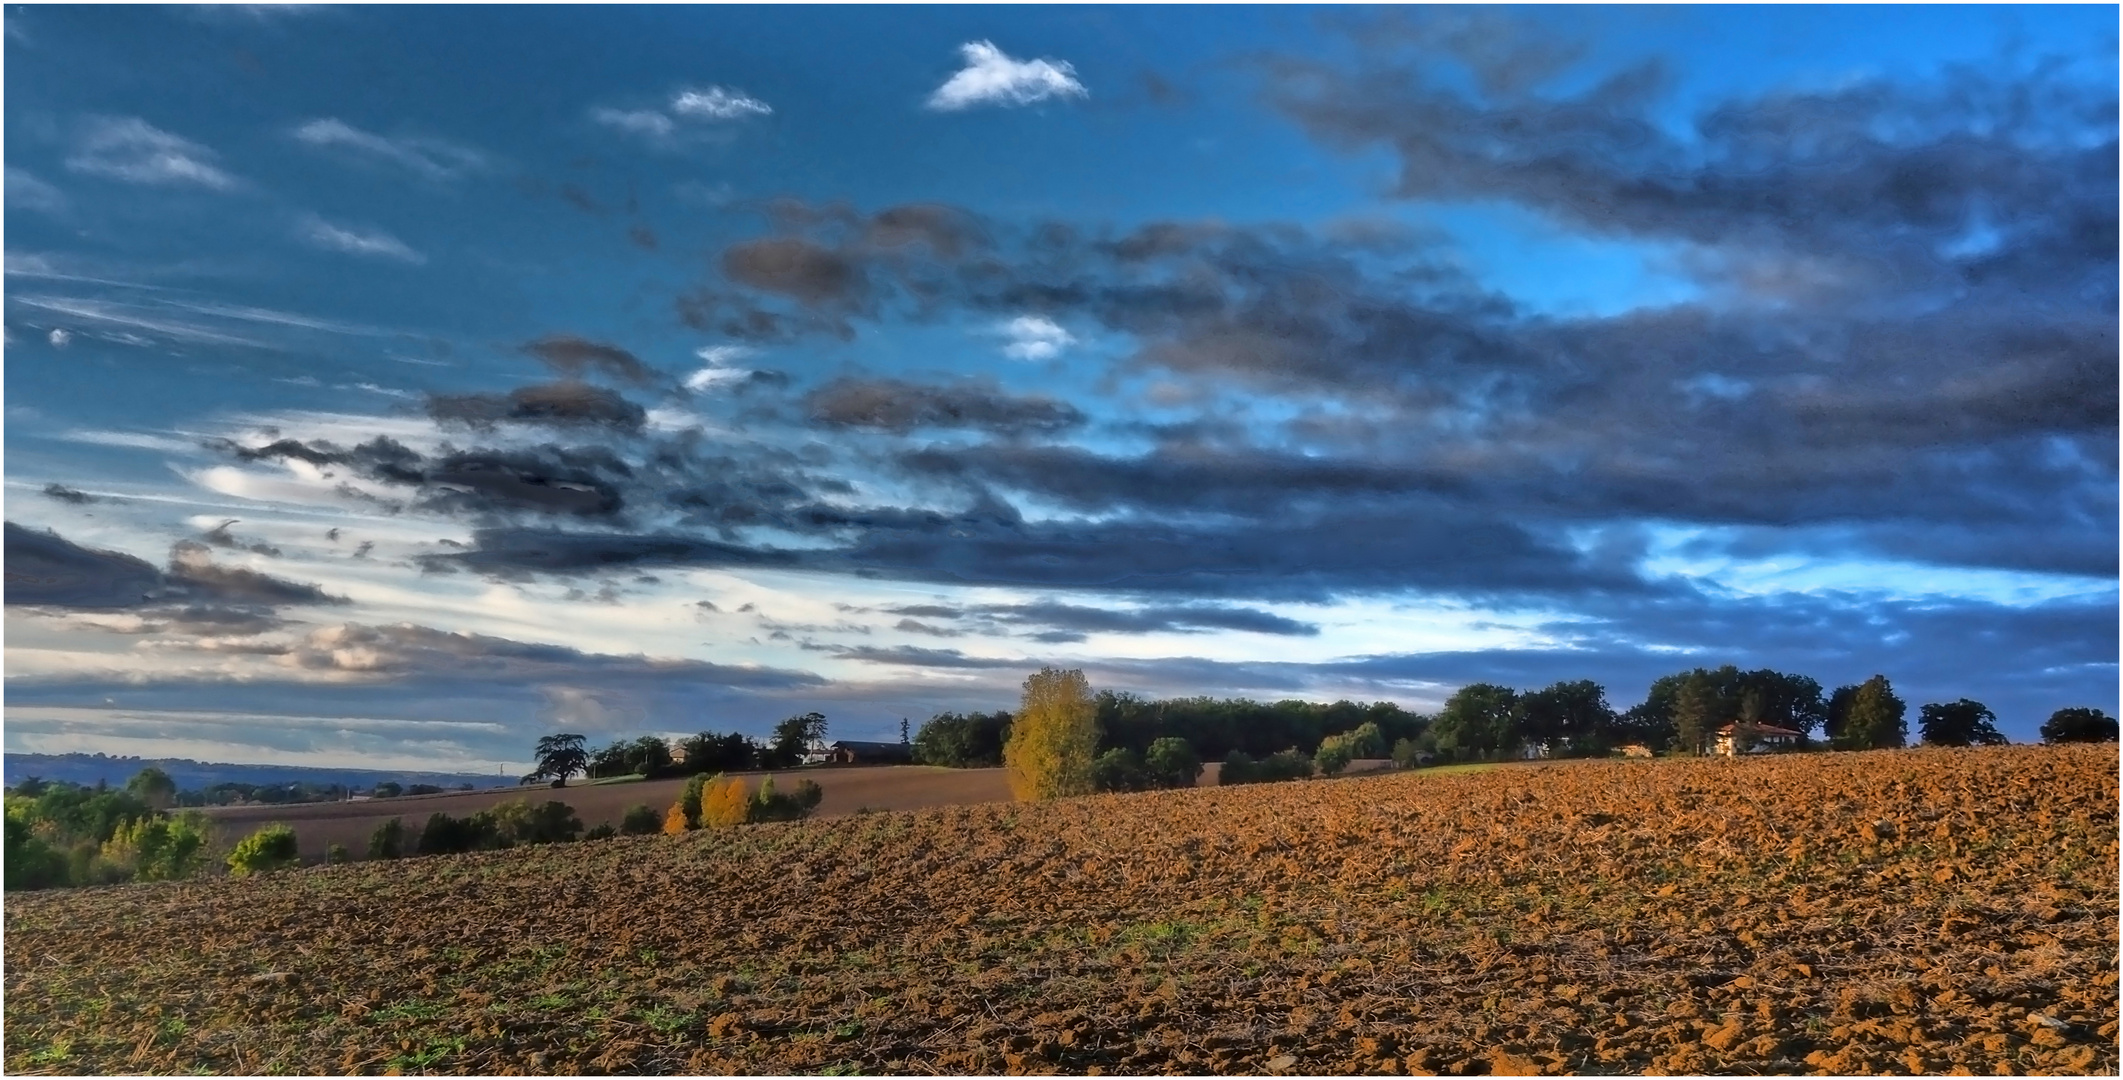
<box><xmin>8</xmin><ymin>745</ymin><xmax>2112</xmax><ymax>1076</ymax></box>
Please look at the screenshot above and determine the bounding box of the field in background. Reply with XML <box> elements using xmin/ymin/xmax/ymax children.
<box><xmin>199</xmin><ymin>758</ymin><xmax>1400</xmax><ymax>860</ymax></box>
<box><xmin>6</xmin><ymin>745</ymin><xmax>2114</xmax><ymax>1075</ymax></box>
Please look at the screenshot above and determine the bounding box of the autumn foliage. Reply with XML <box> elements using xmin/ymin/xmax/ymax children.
<box><xmin>1004</xmin><ymin>666</ymin><xmax>1101</xmax><ymax>801</ymax></box>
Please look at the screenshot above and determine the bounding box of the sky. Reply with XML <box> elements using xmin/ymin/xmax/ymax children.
<box><xmin>4</xmin><ymin>4</ymin><xmax>2116</xmax><ymax>773</ymax></box>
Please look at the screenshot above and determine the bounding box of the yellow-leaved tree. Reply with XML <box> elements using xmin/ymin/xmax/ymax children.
<box><xmin>701</xmin><ymin>776</ymin><xmax>752</xmax><ymax>827</ymax></box>
<box><xmin>662</xmin><ymin>801</ymin><xmax>689</xmax><ymax>835</ymax></box>
<box><xmin>1003</xmin><ymin>666</ymin><xmax>1100</xmax><ymax>801</ymax></box>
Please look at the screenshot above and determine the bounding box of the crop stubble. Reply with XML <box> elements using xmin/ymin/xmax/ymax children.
<box><xmin>4</xmin><ymin>745</ymin><xmax>2116</xmax><ymax>1075</ymax></box>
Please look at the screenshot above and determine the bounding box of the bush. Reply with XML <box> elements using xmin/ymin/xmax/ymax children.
<box><xmin>227</xmin><ymin>824</ymin><xmax>300</xmax><ymax>877</ymax></box>
<box><xmin>1143</xmin><ymin>737</ymin><xmax>1203</xmax><ymax>789</ymax></box>
<box><xmin>368</xmin><ymin>818</ymin><xmax>406</xmax><ymax>859</ymax></box>
<box><xmin>750</xmin><ymin>776</ymin><xmax>825</xmax><ymax>823</ymax></box>
<box><xmin>101</xmin><ymin>811</ymin><xmax>212</xmax><ymax>881</ymax></box>
<box><xmin>584</xmin><ymin>822</ymin><xmax>617</xmax><ymax>840</ymax></box>
<box><xmin>663</xmin><ymin>802</ymin><xmax>689</xmax><ymax>835</ymax></box>
<box><xmin>1223</xmin><ymin>749</ymin><xmax>1313</xmax><ymax>786</ymax></box>
<box><xmin>326</xmin><ymin>844</ymin><xmax>351</xmax><ymax>865</ymax></box>
<box><xmin>484</xmin><ymin>799</ymin><xmax>583</xmax><ymax>846</ymax></box>
<box><xmin>1090</xmin><ymin>748</ymin><xmax>1152</xmax><ymax>793</ymax></box>
<box><xmin>700</xmin><ymin>777</ymin><xmax>751</xmax><ymax>828</ymax></box>
<box><xmin>680</xmin><ymin>773</ymin><xmax>714</xmax><ymax>829</ymax></box>
<box><xmin>1391</xmin><ymin>738</ymin><xmax>1425</xmax><ymax>769</ymax></box>
<box><xmin>4</xmin><ymin>815</ymin><xmax>68</xmax><ymax>890</ymax></box>
<box><xmin>1314</xmin><ymin>739</ymin><xmax>1354</xmax><ymax>777</ymax></box>
<box><xmin>619</xmin><ymin>804</ymin><xmax>662</xmax><ymax>835</ymax></box>
<box><xmin>416</xmin><ymin>811</ymin><xmax>504</xmax><ymax>856</ymax></box>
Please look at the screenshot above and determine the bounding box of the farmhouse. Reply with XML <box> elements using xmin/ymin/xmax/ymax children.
<box><xmin>824</xmin><ymin>740</ymin><xmax>914</xmax><ymax>765</ymax></box>
<box><xmin>1714</xmin><ymin>722</ymin><xmax>1803</xmax><ymax>756</ymax></box>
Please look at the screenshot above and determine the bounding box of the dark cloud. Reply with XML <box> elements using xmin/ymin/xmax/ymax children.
<box><xmin>3</xmin><ymin>523</ymin><xmax>346</xmax><ymax>610</ymax></box>
<box><xmin>804</xmin><ymin>376</ymin><xmax>1085</xmax><ymax>436</ymax></box>
<box><xmin>201</xmin><ymin>519</ymin><xmax>282</xmax><ymax>557</ymax></box>
<box><xmin>417</xmin><ymin>447</ymin><xmax>631</xmax><ymax>520</ymax></box>
<box><xmin>817</xmin><ymin>644</ymin><xmax>1029</xmax><ymax>669</ymax></box>
<box><xmin>429</xmin><ymin>380</ymin><xmax>648</xmax><ymax>433</ymax></box>
<box><xmin>166</xmin><ymin>540</ymin><xmax>348</xmax><ymax>606</ymax></box>
<box><xmin>41</xmin><ymin>484</ymin><xmax>97</xmax><ymax>505</ymax></box>
<box><xmin>519</xmin><ymin>334</ymin><xmax>657</xmax><ymax>385</ymax></box>
<box><xmin>5</xmin><ymin>522</ymin><xmax>166</xmax><ymax>609</ymax></box>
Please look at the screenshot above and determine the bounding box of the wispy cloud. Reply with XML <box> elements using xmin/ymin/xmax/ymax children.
<box><xmin>593</xmin><ymin>84</ymin><xmax>771</xmax><ymax>146</ymax></box>
<box><xmin>998</xmin><ymin>314</ymin><xmax>1075</xmax><ymax>360</ymax></box>
<box><xmin>8</xmin><ymin>295</ymin><xmax>268</xmax><ymax>347</ymax></box>
<box><xmin>927</xmin><ymin>41</ymin><xmax>1088</xmax><ymax>111</ymax></box>
<box><xmin>685</xmin><ymin>344</ymin><xmax>757</xmax><ymax>392</ymax></box>
<box><xmin>670</xmin><ymin>86</ymin><xmax>772</xmax><ymax>120</ymax></box>
<box><xmin>591</xmin><ymin>107</ymin><xmax>676</xmax><ymax>140</ymax></box>
<box><xmin>291</xmin><ymin>118</ymin><xmax>486</xmax><ymax>181</ymax></box>
<box><xmin>66</xmin><ymin>116</ymin><xmax>238</xmax><ymax>190</ymax></box>
<box><xmin>5</xmin><ymin>166</ymin><xmax>66</xmax><ymax>213</ymax></box>
<box><xmin>297</xmin><ymin>214</ymin><xmax>426</xmax><ymax>264</ymax></box>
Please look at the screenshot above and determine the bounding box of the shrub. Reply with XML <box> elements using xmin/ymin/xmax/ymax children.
<box><xmin>1391</xmin><ymin>738</ymin><xmax>1424</xmax><ymax>769</ymax></box>
<box><xmin>583</xmin><ymin>822</ymin><xmax>617</xmax><ymax>840</ymax></box>
<box><xmin>663</xmin><ymin>802</ymin><xmax>689</xmax><ymax>835</ymax></box>
<box><xmin>1143</xmin><ymin>737</ymin><xmax>1203</xmax><ymax>789</ymax></box>
<box><xmin>4</xmin><ymin>815</ymin><xmax>68</xmax><ymax>890</ymax></box>
<box><xmin>1090</xmin><ymin>748</ymin><xmax>1152</xmax><ymax>793</ymax></box>
<box><xmin>227</xmin><ymin>824</ymin><xmax>300</xmax><ymax>877</ymax></box>
<box><xmin>101</xmin><ymin>811</ymin><xmax>212</xmax><ymax>881</ymax></box>
<box><xmin>416</xmin><ymin>812</ymin><xmax>503</xmax><ymax>856</ymax></box>
<box><xmin>619</xmin><ymin>804</ymin><xmax>662</xmax><ymax>836</ymax></box>
<box><xmin>326</xmin><ymin>844</ymin><xmax>351</xmax><ymax>865</ymax></box>
<box><xmin>680</xmin><ymin>773</ymin><xmax>714</xmax><ymax>830</ymax></box>
<box><xmin>1314</xmin><ymin>738</ymin><xmax>1354</xmax><ymax>777</ymax></box>
<box><xmin>1219</xmin><ymin>750</ymin><xmax>1257</xmax><ymax>786</ymax></box>
<box><xmin>368</xmin><ymin>818</ymin><xmax>406</xmax><ymax>859</ymax></box>
<box><xmin>700</xmin><ymin>777</ymin><xmax>751</xmax><ymax>828</ymax></box>
<box><xmin>485</xmin><ymin>799</ymin><xmax>583</xmax><ymax>846</ymax></box>
<box><xmin>1222</xmin><ymin>749</ymin><xmax>1313</xmax><ymax>786</ymax></box>
<box><xmin>749</xmin><ymin>776</ymin><xmax>826</xmax><ymax>823</ymax></box>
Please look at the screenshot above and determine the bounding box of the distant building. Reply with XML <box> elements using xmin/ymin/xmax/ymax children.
<box><xmin>1715</xmin><ymin>723</ymin><xmax>1803</xmax><ymax>756</ymax></box>
<box><xmin>824</xmin><ymin>740</ymin><xmax>914</xmax><ymax>766</ymax></box>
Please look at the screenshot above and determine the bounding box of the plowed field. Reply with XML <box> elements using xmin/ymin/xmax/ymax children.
<box><xmin>6</xmin><ymin>745</ymin><xmax>2116</xmax><ymax>1075</ymax></box>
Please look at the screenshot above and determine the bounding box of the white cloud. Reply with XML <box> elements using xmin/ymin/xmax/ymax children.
<box><xmin>297</xmin><ymin>215</ymin><xmax>426</xmax><ymax>264</ymax></box>
<box><xmin>998</xmin><ymin>314</ymin><xmax>1076</xmax><ymax>360</ymax></box>
<box><xmin>5</xmin><ymin>166</ymin><xmax>65</xmax><ymax>213</ymax></box>
<box><xmin>927</xmin><ymin>41</ymin><xmax>1087</xmax><ymax>112</ymax></box>
<box><xmin>591</xmin><ymin>107</ymin><xmax>676</xmax><ymax>139</ymax></box>
<box><xmin>47</xmin><ymin>328</ymin><xmax>70</xmax><ymax>348</ymax></box>
<box><xmin>670</xmin><ymin>86</ymin><xmax>771</xmax><ymax>120</ymax></box>
<box><xmin>685</xmin><ymin>344</ymin><xmax>757</xmax><ymax>392</ymax></box>
<box><xmin>66</xmin><ymin>117</ymin><xmax>239</xmax><ymax>189</ymax></box>
<box><xmin>290</xmin><ymin>118</ymin><xmax>486</xmax><ymax>180</ymax></box>
<box><xmin>9</xmin><ymin>295</ymin><xmax>267</xmax><ymax>347</ymax></box>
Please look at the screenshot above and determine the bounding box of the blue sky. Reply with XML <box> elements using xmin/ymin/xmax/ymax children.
<box><xmin>5</xmin><ymin>5</ymin><xmax>2115</xmax><ymax>771</ymax></box>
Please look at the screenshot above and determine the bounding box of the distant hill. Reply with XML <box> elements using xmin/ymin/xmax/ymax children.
<box><xmin>3</xmin><ymin>752</ymin><xmax>519</xmax><ymax>793</ymax></box>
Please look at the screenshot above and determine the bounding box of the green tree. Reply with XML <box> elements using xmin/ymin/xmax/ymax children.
<box><xmin>368</xmin><ymin>818</ymin><xmax>406</xmax><ymax>859</ymax></box>
<box><xmin>1834</xmin><ymin>675</ymin><xmax>1907</xmax><ymax>750</ymax></box>
<box><xmin>1918</xmin><ymin>699</ymin><xmax>2008</xmax><ymax>747</ymax></box>
<box><xmin>620</xmin><ymin>803</ymin><xmax>663</xmax><ymax>835</ymax></box>
<box><xmin>1432</xmin><ymin>684</ymin><xmax>1523</xmax><ymax>758</ymax></box>
<box><xmin>1313</xmin><ymin>738</ymin><xmax>1354</xmax><ymax>777</ymax></box>
<box><xmin>2039</xmin><ymin>707</ymin><xmax>2119</xmax><ymax>744</ymax></box>
<box><xmin>912</xmin><ymin>711</ymin><xmax>1012</xmax><ymax>767</ymax></box>
<box><xmin>526</xmin><ymin>733</ymin><xmax>589</xmax><ymax>788</ymax></box>
<box><xmin>1090</xmin><ymin>748</ymin><xmax>1152</xmax><ymax>792</ymax></box>
<box><xmin>373</xmin><ymin>782</ymin><xmax>403</xmax><ymax>799</ymax></box>
<box><xmin>1004</xmin><ymin>667</ymin><xmax>1100</xmax><ymax>801</ymax></box>
<box><xmin>1390</xmin><ymin>738</ymin><xmax>1425</xmax><ymax>769</ymax></box>
<box><xmin>765</xmin><ymin>712</ymin><xmax>827</xmax><ymax>769</ymax></box>
<box><xmin>1671</xmin><ymin>673</ymin><xmax>1715</xmax><ymax>756</ymax></box>
<box><xmin>125</xmin><ymin>766</ymin><xmax>178</xmax><ymax>811</ymax></box>
<box><xmin>1143</xmin><ymin>737</ymin><xmax>1203</xmax><ymax>789</ymax></box>
<box><xmin>1521</xmin><ymin>681</ymin><xmax>1618</xmax><ymax>755</ymax></box>
<box><xmin>227</xmin><ymin>824</ymin><xmax>300</xmax><ymax>877</ymax></box>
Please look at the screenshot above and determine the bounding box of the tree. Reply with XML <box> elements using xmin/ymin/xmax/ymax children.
<box><xmin>368</xmin><ymin>818</ymin><xmax>405</xmax><ymax>859</ymax></box>
<box><xmin>226</xmin><ymin>824</ymin><xmax>300</xmax><ymax>877</ymax></box>
<box><xmin>1668</xmin><ymin>673</ymin><xmax>1717</xmax><ymax>756</ymax></box>
<box><xmin>765</xmin><ymin>712</ymin><xmax>827</xmax><ymax>769</ymax></box>
<box><xmin>126</xmin><ymin>767</ymin><xmax>177</xmax><ymax>811</ymax></box>
<box><xmin>1521</xmin><ymin>681</ymin><xmax>1617</xmax><ymax>755</ymax></box>
<box><xmin>1834</xmin><ymin>675</ymin><xmax>1907</xmax><ymax>750</ymax></box>
<box><xmin>913</xmin><ymin>712</ymin><xmax>1012</xmax><ymax>767</ymax></box>
<box><xmin>586</xmin><ymin>741</ymin><xmax>633</xmax><ymax>779</ymax></box>
<box><xmin>373</xmin><ymin>782</ymin><xmax>403</xmax><ymax>799</ymax></box>
<box><xmin>1143</xmin><ymin>737</ymin><xmax>1203</xmax><ymax>789</ymax></box>
<box><xmin>679</xmin><ymin>731</ymin><xmax>756</xmax><ymax>774</ymax></box>
<box><xmin>1004</xmin><ymin>667</ymin><xmax>1100</xmax><ymax>801</ymax></box>
<box><xmin>1391</xmin><ymin>738</ymin><xmax>1425</xmax><ymax>769</ymax></box>
<box><xmin>526</xmin><ymin>733</ymin><xmax>589</xmax><ymax>788</ymax></box>
<box><xmin>1313</xmin><ymin>738</ymin><xmax>1354</xmax><ymax>777</ymax></box>
<box><xmin>1919</xmin><ymin>699</ymin><xmax>2008</xmax><ymax>747</ymax></box>
<box><xmin>1431</xmin><ymin>684</ymin><xmax>1523</xmax><ymax>758</ymax></box>
<box><xmin>2040</xmin><ymin>707</ymin><xmax>2119</xmax><ymax>744</ymax></box>
<box><xmin>620</xmin><ymin>803</ymin><xmax>662</xmax><ymax>835</ymax></box>
<box><xmin>1090</xmin><ymin>748</ymin><xmax>1152</xmax><ymax>793</ymax></box>
<box><xmin>700</xmin><ymin>777</ymin><xmax>752</xmax><ymax>827</ymax></box>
